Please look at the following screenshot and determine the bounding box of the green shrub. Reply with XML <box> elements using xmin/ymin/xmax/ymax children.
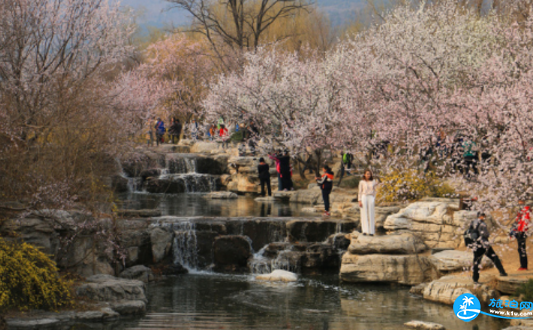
<box><xmin>0</xmin><ymin>238</ymin><xmax>72</xmax><ymax>311</ymax></box>
<box><xmin>230</xmin><ymin>131</ymin><xmax>244</xmax><ymax>142</ymax></box>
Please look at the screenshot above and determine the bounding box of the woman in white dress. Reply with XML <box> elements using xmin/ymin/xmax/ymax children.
<box><xmin>358</xmin><ymin>169</ymin><xmax>380</xmax><ymax>236</ymax></box>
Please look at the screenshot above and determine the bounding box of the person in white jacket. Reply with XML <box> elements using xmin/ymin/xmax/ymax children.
<box><xmin>358</xmin><ymin>169</ymin><xmax>380</xmax><ymax>236</ymax></box>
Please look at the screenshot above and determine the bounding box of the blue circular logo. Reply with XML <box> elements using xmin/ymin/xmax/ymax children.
<box><xmin>454</xmin><ymin>293</ymin><xmax>481</xmax><ymax>322</ymax></box>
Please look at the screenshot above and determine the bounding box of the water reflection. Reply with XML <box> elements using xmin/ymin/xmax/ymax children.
<box><xmin>116</xmin><ymin>274</ymin><xmax>508</xmax><ymax>330</ymax></box>
<box><xmin>116</xmin><ymin>193</ymin><xmax>313</xmax><ymax>218</ymax></box>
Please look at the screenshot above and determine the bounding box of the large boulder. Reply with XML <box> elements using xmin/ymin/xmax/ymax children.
<box><xmin>119</xmin><ymin>265</ymin><xmax>155</xmax><ymax>283</ymax></box>
<box><xmin>213</xmin><ymin>235</ymin><xmax>252</xmax><ymax>271</ymax></box>
<box><xmin>289</xmin><ymin>189</ymin><xmax>322</xmax><ymax>204</ymax></box>
<box><xmin>122</xmin><ymin>153</ymin><xmax>164</xmax><ymax>177</ymax></box>
<box><xmin>270</xmin><ymin>243</ymin><xmax>341</xmax><ymax>270</ymax></box>
<box><xmin>110</xmin><ymin>300</ymin><xmax>146</xmax><ymax>315</ymax></box>
<box><xmin>340</xmin><ymin>253</ymin><xmax>438</xmax><ymax>285</ymax></box>
<box><xmin>422</xmin><ymin>274</ymin><xmax>499</xmax><ymax>305</ymax></box>
<box><xmin>76</xmin><ymin>274</ymin><xmax>147</xmax><ymax>302</ymax></box>
<box><xmin>116</xmin><ymin>219</ymin><xmax>153</xmax><ymax>268</ymax></box>
<box><xmin>196</xmin><ymin>155</ymin><xmax>229</xmax><ymax>175</ymax></box>
<box><xmin>495</xmin><ymin>274</ymin><xmax>532</xmax><ymax>295</ymax></box>
<box><xmin>347</xmin><ymin>232</ymin><xmax>427</xmax><ymax>255</ymax></box>
<box><xmin>150</xmin><ymin>227</ymin><xmax>174</xmax><ymax>263</ymax></box>
<box><xmin>383</xmin><ymin>200</ymin><xmax>464</xmax><ymax>249</ymax></box>
<box><xmin>429</xmin><ymin>250</ymin><xmax>493</xmax><ymax>273</ymax></box>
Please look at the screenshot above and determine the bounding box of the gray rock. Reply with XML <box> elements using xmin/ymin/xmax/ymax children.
<box><xmin>150</xmin><ymin>227</ymin><xmax>174</xmax><ymax>263</ymax></box>
<box><xmin>429</xmin><ymin>250</ymin><xmax>493</xmax><ymax>272</ymax></box>
<box><xmin>119</xmin><ymin>265</ymin><xmax>154</xmax><ymax>283</ymax></box>
<box><xmin>76</xmin><ymin>275</ymin><xmax>147</xmax><ymax>302</ymax></box>
<box><xmin>422</xmin><ymin>274</ymin><xmax>499</xmax><ymax>305</ymax></box>
<box><xmin>6</xmin><ymin>318</ymin><xmax>60</xmax><ymax>329</ymax></box>
<box><xmin>404</xmin><ymin>320</ymin><xmax>446</xmax><ymax>330</ymax></box>
<box><xmin>340</xmin><ymin>253</ymin><xmax>438</xmax><ymax>285</ymax></box>
<box><xmin>111</xmin><ymin>300</ymin><xmax>147</xmax><ymax>315</ymax></box>
<box><xmin>213</xmin><ymin>235</ymin><xmax>252</xmax><ymax>271</ymax></box>
<box><xmin>205</xmin><ymin>192</ymin><xmax>238</xmax><ymax>199</ymax></box>
<box><xmin>101</xmin><ymin>307</ymin><xmax>120</xmax><ymax>320</ymax></box>
<box><xmin>75</xmin><ymin>311</ymin><xmax>104</xmax><ymax>321</ymax></box>
<box><xmin>496</xmin><ymin>275</ymin><xmax>532</xmax><ymax>295</ymax></box>
<box><xmin>347</xmin><ymin>233</ymin><xmax>427</xmax><ymax>255</ymax></box>
<box><xmin>410</xmin><ymin>283</ymin><xmax>429</xmax><ymax>295</ymax></box>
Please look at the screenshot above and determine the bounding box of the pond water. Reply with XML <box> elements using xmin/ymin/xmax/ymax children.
<box><xmin>116</xmin><ymin>193</ymin><xmax>315</xmax><ymax>218</ymax></box>
<box><xmin>106</xmin><ymin>193</ymin><xmax>508</xmax><ymax>330</ymax></box>
<box><xmin>110</xmin><ymin>273</ymin><xmax>507</xmax><ymax>330</ymax></box>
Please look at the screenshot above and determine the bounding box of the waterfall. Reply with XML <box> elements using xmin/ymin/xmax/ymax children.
<box><xmin>167</xmin><ymin>155</ymin><xmax>197</xmax><ymax>174</ymax></box>
<box><xmin>249</xmin><ymin>244</ymin><xmax>301</xmax><ymax>274</ymax></box>
<box><xmin>249</xmin><ymin>246</ymin><xmax>271</xmax><ymax>274</ymax></box>
<box><xmin>126</xmin><ymin>177</ymin><xmax>143</xmax><ymax>193</ymax></box>
<box><xmin>172</xmin><ymin>221</ymin><xmax>199</xmax><ymax>271</ymax></box>
<box><xmin>271</xmin><ymin>250</ymin><xmax>301</xmax><ymax>273</ymax></box>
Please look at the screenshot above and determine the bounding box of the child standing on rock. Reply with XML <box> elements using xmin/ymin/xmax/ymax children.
<box><xmin>316</xmin><ymin>165</ymin><xmax>334</xmax><ymax>216</ymax></box>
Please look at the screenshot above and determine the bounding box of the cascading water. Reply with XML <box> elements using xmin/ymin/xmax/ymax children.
<box><xmin>249</xmin><ymin>246</ymin><xmax>272</xmax><ymax>274</ymax></box>
<box><xmin>122</xmin><ymin>153</ymin><xmax>221</xmax><ymax>193</ymax></box>
<box><xmin>126</xmin><ymin>177</ymin><xmax>143</xmax><ymax>192</ymax></box>
<box><xmin>271</xmin><ymin>250</ymin><xmax>301</xmax><ymax>273</ymax></box>
<box><xmin>166</xmin><ymin>155</ymin><xmax>197</xmax><ymax>174</ymax></box>
<box><xmin>172</xmin><ymin>221</ymin><xmax>200</xmax><ymax>271</ymax></box>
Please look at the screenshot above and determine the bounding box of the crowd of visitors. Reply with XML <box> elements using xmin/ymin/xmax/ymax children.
<box><xmin>145</xmin><ymin>115</ymin><xmax>262</xmax><ymax>149</ymax></box>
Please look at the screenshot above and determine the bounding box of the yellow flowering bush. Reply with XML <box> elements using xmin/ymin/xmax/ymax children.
<box><xmin>377</xmin><ymin>168</ymin><xmax>456</xmax><ymax>203</ymax></box>
<box><xmin>0</xmin><ymin>238</ymin><xmax>72</xmax><ymax>311</ymax></box>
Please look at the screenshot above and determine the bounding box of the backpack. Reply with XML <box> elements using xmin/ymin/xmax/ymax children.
<box><xmin>464</xmin><ymin>221</ymin><xmax>480</xmax><ymax>247</ymax></box>
<box><xmin>342</xmin><ymin>153</ymin><xmax>350</xmax><ymax>164</ymax></box>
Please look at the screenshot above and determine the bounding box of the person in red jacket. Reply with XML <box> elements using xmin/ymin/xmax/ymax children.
<box><xmin>513</xmin><ymin>199</ymin><xmax>531</xmax><ymax>270</ymax></box>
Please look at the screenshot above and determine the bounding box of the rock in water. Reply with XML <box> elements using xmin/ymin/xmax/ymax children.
<box><xmin>256</xmin><ymin>270</ymin><xmax>298</xmax><ymax>282</ymax></box>
<box><xmin>76</xmin><ymin>275</ymin><xmax>147</xmax><ymax>302</ymax></box>
<box><xmin>255</xmin><ymin>196</ymin><xmax>277</xmax><ymax>202</ymax></box>
<box><xmin>205</xmin><ymin>192</ymin><xmax>238</xmax><ymax>199</ymax></box>
<box><xmin>213</xmin><ymin>235</ymin><xmax>252</xmax><ymax>271</ymax></box>
<box><xmin>404</xmin><ymin>320</ymin><xmax>446</xmax><ymax>330</ymax></box>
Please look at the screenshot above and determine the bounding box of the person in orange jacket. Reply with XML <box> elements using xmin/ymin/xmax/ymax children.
<box><xmin>316</xmin><ymin>165</ymin><xmax>334</xmax><ymax>216</ymax></box>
